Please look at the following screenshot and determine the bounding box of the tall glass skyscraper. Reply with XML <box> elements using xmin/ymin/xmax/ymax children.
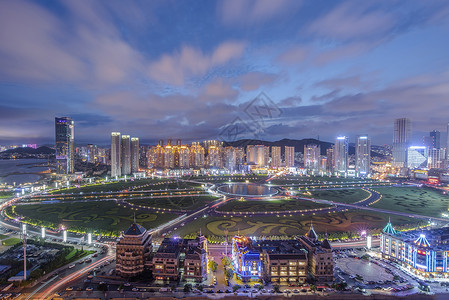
<box><xmin>55</xmin><ymin>117</ymin><xmax>74</xmax><ymax>174</ymax></box>
<box><xmin>121</xmin><ymin>135</ymin><xmax>131</xmax><ymax>175</ymax></box>
<box><xmin>334</xmin><ymin>136</ymin><xmax>348</xmax><ymax>176</ymax></box>
<box><xmin>355</xmin><ymin>135</ymin><xmax>371</xmax><ymax>177</ymax></box>
<box><xmin>130</xmin><ymin>137</ymin><xmax>140</xmax><ymax>173</ymax></box>
<box><xmin>392</xmin><ymin>118</ymin><xmax>411</xmax><ymax>167</ymax></box>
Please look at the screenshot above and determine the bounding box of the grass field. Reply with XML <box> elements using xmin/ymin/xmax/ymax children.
<box><xmin>11</xmin><ymin>201</ymin><xmax>177</xmax><ymax>236</ymax></box>
<box><xmin>371</xmin><ymin>186</ymin><xmax>449</xmax><ymax>218</ymax></box>
<box><xmin>128</xmin><ymin>195</ymin><xmax>218</xmax><ymax>210</ymax></box>
<box><xmin>174</xmin><ymin>211</ymin><xmax>420</xmax><ymax>238</ymax></box>
<box><xmin>2</xmin><ymin>237</ymin><xmax>21</xmax><ymax>246</ymax></box>
<box><xmin>50</xmin><ymin>178</ymin><xmax>201</xmax><ymax>195</ymax></box>
<box><xmin>269</xmin><ymin>176</ymin><xmax>375</xmax><ymax>185</ymax></box>
<box><xmin>0</xmin><ymin>234</ymin><xmax>8</xmax><ymax>240</ymax></box>
<box><xmin>306</xmin><ymin>189</ymin><xmax>371</xmax><ymax>204</ymax></box>
<box><xmin>0</xmin><ymin>191</ymin><xmax>12</xmax><ymax>199</ymax></box>
<box><xmin>216</xmin><ymin>198</ymin><xmax>329</xmax><ymax>212</ymax></box>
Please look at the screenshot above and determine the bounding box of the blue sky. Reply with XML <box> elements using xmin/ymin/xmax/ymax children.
<box><xmin>1</xmin><ymin>0</ymin><xmax>449</xmax><ymax>146</ymax></box>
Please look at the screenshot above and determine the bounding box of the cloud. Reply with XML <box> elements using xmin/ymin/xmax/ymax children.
<box><xmin>237</xmin><ymin>72</ymin><xmax>278</xmax><ymax>91</ymax></box>
<box><xmin>219</xmin><ymin>0</ymin><xmax>300</xmax><ymax>26</ymax></box>
<box><xmin>199</xmin><ymin>78</ymin><xmax>239</xmax><ymax>102</ymax></box>
<box><xmin>148</xmin><ymin>41</ymin><xmax>246</xmax><ymax>85</ymax></box>
<box><xmin>277</xmin><ymin>46</ymin><xmax>308</xmax><ymax>64</ymax></box>
<box><xmin>307</xmin><ymin>2</ymin><xmax>395</xmax><ymax>40</ymax></box>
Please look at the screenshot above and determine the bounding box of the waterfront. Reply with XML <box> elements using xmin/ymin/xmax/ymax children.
<box><xmin>0</xmin><ymin>159</ymin><xmax>50</xmax><ymax>185</ymax></box>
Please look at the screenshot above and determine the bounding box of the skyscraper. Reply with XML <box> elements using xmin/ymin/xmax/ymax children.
<box><xmin>430</xmin><ymin>130</ymin><xmax>441</xmax><ymax>149</ymax></box>
<box><xmin>55</xmin><ymin>117</ymin><xmax>74</xmax><ymax>174</ymax></box>
<box><xmin>121</xmin><ymin>135</ymin><xmax>131</xmax><ymax>175</ymax></box>
<box><xmin>447</xmin><ymin>122</ymin><xmax>449</xmax><ymax>161</ymax></box>
<box><xmin>304</xmin><ymin>144</ymin><xmax>320</xmax><ymax>175</ymax></box>
<box><xmin>285</xmin><ymin>146</ymin><xmax>295</xmax><ymax>168</ymax></box>
<box><xmin>326</xmin><ymin>147</ymin><xmax>334</xmax><ymax>175</ymax></box>
<box><xmin>355</xmin><ymin>135</ymin><xmax>371</xmax><ymax>177</ymax></box>
<box><xmin>271</xmin><ymin>146</ymin><xmax>281</xmax><ymax>168</ymax></box>
<box><xmin>393</xmin><ymin>118</ymin><xmax>411</xmax><ymax>167</ymax></box>
<box><xmin>334</xmin><ymin>136</ymin><xmax>348</xmax><ymax>176</ymax></box>
<box><xmin>111</xmin><ymin>132</ymin><xmax>121</xmax><ymax>177</ymax></box>
<box><xmin>131</xmin><ymin>137</ymin><xmax>139</xmax><ymax>173</ymax></box>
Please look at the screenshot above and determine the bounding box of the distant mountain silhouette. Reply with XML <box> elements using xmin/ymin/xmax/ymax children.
<box><xmin>1</xmin><ymin>146</ymin><xmax>54</xmax><ymax>155</ymax></box>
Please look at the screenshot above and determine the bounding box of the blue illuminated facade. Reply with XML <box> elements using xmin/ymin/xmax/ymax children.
<box><xmin>232</xmin><ymin>236</ymin><xmax>262</xmax><ymax>282</ymax></box>
<box><xmin>381</xmin><ymin>221</ymin><xmax>449</xmax><ymax>276</ymax></box>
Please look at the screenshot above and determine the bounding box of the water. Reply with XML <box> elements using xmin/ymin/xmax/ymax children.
<box><xmin>218</xmin><ymin>183</ymin><xmax>276</xmax><ymax>196</ymax></box>
<box><xmin>0</xmin><ymin>159</ymin><xmax>49</xmax><ymax>185</ymax></box>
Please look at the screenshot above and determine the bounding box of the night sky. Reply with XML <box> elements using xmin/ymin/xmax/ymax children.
<box><xmin>1</xmin><ymin>0</ymin><xmax>449</xmax><ymax>146</ymax></box>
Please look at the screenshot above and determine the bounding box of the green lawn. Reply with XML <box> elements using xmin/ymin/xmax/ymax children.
<box><xmin>0</xmin><ymin>234</ymin><xmax>8</xmax><ymax>240</ymax></box>
<box><xmin>306</xmin><ymin>189</ymin><xmax>371</xmax><ymax>204</ymax></box>
<box><xmin>10</xmin><ymin>201</ymin><xmax>178</xmax><ymax>236</ymax></box>
<box><xmin>269</xmin><ymin>176</ymin><xmax>375</xmax><ymax>185</ymax></box>
<box><xmin>372</xmin><ymin>186</ymin><xmax>449</xmax><ymax>218</ymax></box>
<box><xmin>174</xmin><ymin>210</ymin><xmax>421</xmax><ymax>239</ymax></box>
<box><xmin>128</xmin><ymin>195</ymin><xmax>218</xmax><ymax>210</ymax></box>
<box><xmin>0</xmin><ymin>191</ymin><xmax>12</xmax><ymax>199</ymax></box>
<box><xmin>2</xmin><ymin>237</ymin><xmax>21</xmax><ymax>246</ymax></box>
<box><xmin>216</xmin><ymin>198</ymin><xmax>329</xmax><ymax>212</ymax></box>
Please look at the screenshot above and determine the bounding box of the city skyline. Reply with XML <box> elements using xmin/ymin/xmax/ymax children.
<box><xmin>1</xmin><ymin>1</ymin><xmax>449</xmax><ymax>145</ymax></box>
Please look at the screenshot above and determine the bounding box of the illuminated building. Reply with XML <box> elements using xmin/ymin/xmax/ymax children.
<box><xmin>232</xmin><ymin>236</ymin><xmax>263</xmax><ymax>282</ymax></box>
<box><xmin>430</xmin><ymin>130</ymin><xmax>441</xmax><ymax>149</ymax></box>
<box><xmin>393</xmin><ymin>118</ymin><xmax>411</xmax><ymax>167</ymax></box>
<box><xmin>155</xmin><ymin>144</ymin><xmax>165</xmax><ymax>169</ymax></box>
<box><xmin>87</xmin><ymin>144</ymin><xmax>96</xmax><ymax>163</ymax></box>
<box><xmin>355</xmin><ymin>135</ymin><xmax>371</xmax><ymax>177</ymax></box>
<box><xmin>334</xmin><ymin>136</ymin><xmax>348</xmax><ymax>176</ymax></box>
<box><xmin>428</xmin><ymin>148</ymin><xmax>446</xmax><ymax>169</ymax></box>
<box><xmin>111</xmin><ymin>132</ymin><xmax>121</xmax><ymax>177</ymax></box>
<box><xmin>381</xmin><ymin>220</ymin><xmax>449</xmax><ymax>276</ymax></box>
<box><xmin>304</xmin><ymin>144</ymin><xmax>320</xmax><ymax>175</ymax></box>
<box><xmin>121</xmin><ymin>135</ymin><xmax>131</xmax><ymax>175</ymax></box>
<box><xmin>235</xmin><ymin>147</ymin><xmax>245</xmax><ymax>165</ymax></box>
<box><xmin>55</xmin><ymin>117</ymin><xmax>74</xmax><ymax>174</ymax></box>
<box><xmin>407</xmin><ymin>146</ymin><xmax>428</xmax><ymax>169</ymax></box>
<box><xmin>182</xmin><ymin>235</ymin><xmax>208</xmax><ymax>282</ymax></box>
<box><xmin>271</xmin><ymin>146</ymin><xmax>281</xmax><ymax>168</ymax></box>
<box><xmin>164</xmin><ymin>145</ymin><xmax>175</xmax><ymax>169</ymax></box>
<box><xmin>298</xmin><ymin>224</ymin><xmax>334</xmax><ymax>282</ymax></box>
<box><xmin>284</xmin><ymin>146</ymin><xmax>295</xmax><ymax>167</ymax></box>
<box><xmin>447</xmin><ymin>122</ymin><xmax>449</xmax><ymax>161</ymax></box>
<box><xmin>189</xmin><ymin>142</ymin><xmax>205</xmax><ymax>168</ymax></box>
<box><xmin>207</xmin><ymin>145</ymin><xmax>222</xmax><ymax>168</ymax></box>
<box><xmin>224</xmin><ymin>146</ymin><xmax>236</xmax><ymax>171</ymax></box>
<box><xmin>326</xmin><ymin>147</ymin><xmax>334</xmax><ymax>174</ymax></box>
<box><xmin>246</xmin><ymin>145</ymin><xmax>268</xmax><ymax>167</ymax></box>
<box><xmin>131</xmin><ymin>137</ymin><xmax>139</xmax><ymax>173</ymax></box>
<box><xmin>178</xmin><ymin>145</ymin><xmax>190</xmax><ymax>168</ymax></box>
<box><xmin>152</xmin><ymin>238</ymin><xmax>181</xmax><ymax>281</ymax></box>
<box><xmin>116</xmin><ymin>222</ymin><xmax>152</xmax><ymax>277</ymax></box>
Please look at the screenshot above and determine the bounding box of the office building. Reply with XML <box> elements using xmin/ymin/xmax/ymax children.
<box><xmin>428</xmin><ymin>148</ymin><xmax>445</xmax><ymax>169</ymax></box>
<box><xmin>407</xmin><ymin>146</ymin><xmax>428</xmax><ymax>169</ymax></box>
<box><xmin>271</xmin><ymin>146</ymin><xmax>281</xmax><ymax>168</ymax></box>
<box><xmin>393</xmin><ymin>118</ymin><xmax>411</xmax><ymax>168</ymax></box>
<box><xmin>430</xmin><ymin>130</ymin><xmax>441</xmax><ymax>149</ymax></box>
<box><xmin>55</xmin><ymin>117</ymin><xmax>74</xmax><ymax>174</ymax></box>
<box><xmin>121</xmin><ymin>135</ymin><xmax>131</xmax><ymax>175</ymax></box>
<box><xmin>355</xmin><ymin>135</ymin><xmax>371</xmax><ymax>177</ymax></box>
<box><xmin>304</xmin><ymin>144</ymin><xmax>320</xmax><ymax>175</ymax></box>
<box><xmin>334</xmin><ymin>136</ymin><xmax>349</xmax><ymax>176</ymax></box>
<box><xmin>130</xmin><ymin>137</ymin><xmax>139</xmax><ymax>173</ymax></box>
<box><xmin>285</xmin><ymin>146</ymin><xmax>295</xmax><ymax>167</ymax></box>
<box><xmin>326</xmin><ymin>147</ymin><xmax>334</xmax><ymax>175</ymax></box>
<box><xmin>116</xmin><ymin>221</ymin><xmax>153</xmax><ymax>277</ymax></box>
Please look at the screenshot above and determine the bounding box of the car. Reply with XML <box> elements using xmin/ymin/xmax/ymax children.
<box><xmin>65</xmin><ymin>287</ymin><xmax>73</xmax><ymax>291</ymax></box>
<box><xmin>242</xmin><ymin>290</ymin><xmax>249</xmax><ymax>293</ymax></box>
<box><xmin>124</xmin><ymin>283</ymin><xmax>131</xmax><ymax>287</ymax></box>
<box><xmin>86</xmin><ymin>287</ymin><xmax>93</xmax><ymax>291</ymax></box>
<box><xmin>216</xmin><ymin>290</ymin><xmax>223</xmax><ymax>293</ymax></box>
<box><xmin>132</xmin><ymin>288</ymin><xmax>138</xmax><ymax>292</ymax></box>
<box><xmin>68</xmin><ymin>264</ymin><xmax>75</xmax><ymax>269</ymax></box>
<box><xmin>225</xmin><ymin>289</ymin><xmax>232</xmax><ymax>293</ymax></box>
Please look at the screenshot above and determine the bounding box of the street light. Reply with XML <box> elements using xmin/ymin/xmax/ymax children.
<box><xmin>63</xmin><ymin>230</ymin><xmax>67</xmax><ymax>242</ymax></box>
<box><xmin>41</xmin><ymin>227</ymin><xmax>45</xmax><ymax>238</ymax></box>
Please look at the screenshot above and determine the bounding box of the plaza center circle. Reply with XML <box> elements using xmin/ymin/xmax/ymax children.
<box><xmin>217</xmin><ymin>183</ymin><xmax>277</xmax><ymax>197</ymax></box>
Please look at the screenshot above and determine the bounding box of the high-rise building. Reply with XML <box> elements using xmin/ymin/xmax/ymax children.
<box><xmin>207</xmin><ymin>145</ymin><xmax>222</xmax><ymax>168</ymax></box>
<box><xmin>285</xmin><ymin>146</ymin><xmax>295</xmax><ymax>167</ymax></box>
<box><xmin>428</xmin><ymin>148</ymin><xmax>445</xmax><ymax>169</ymax></box>
<box><xmin>326</xmin><ymin>147</ymin><xmax>334</xmax><ymax>174</ymax></box>
<box><xmin>189</xmin><ymin>142</ymin><xmax>205</xmax><ymax>168</ymax></box>
<box><xmin>247</xmin><ymin>145</ymin><xmax>268</xmax><ymax>167</ymax></box>
<box><xmin>130</xmin><ymin>137</ymin><xmax>139</xmax><ymax>173</ymax></box>
<box><xmin>271</xmin><ymin>146</ymin><xmax>281</xmax><ymax>168</ymax></box>
<box><xmin>334</xmin><ymin>136</ymin><xmax>348</xmax><ymax>176</ymax></box>
<box><xmin>447</xmin><ymin>122</ymin><xmax>449</xmax><ymax>161</ymax></box>
<box><xmin>55</xmin><ymin>117</ymin><xmax>74</xmax><ymax>174</ymax></box>
<box><xmin>304</xmin><ymin>144</ymin><xmax>320</xmax><ymax>175</ymax></box>
<box><xmin>224</xmin><ymin>147</ymin><xmax>236</xmax><ymax>171</ymax></box>
<box><xmin>430</xmin><ymin>130</ymin><xmax>441</xmax><ymax>149</ymax></box>
<box><xmin>355</xmin><ymin>135</ymin><xmax>371</xmax><ymax>177</ymax></box>
<box><xmin>393</xmin><ymin>118</ymin><xmax>411</xmax><ymax>167</ymax></box>
<box><xmin>235</xmin><ymin>148</ymin><xmax>245</xmax><ymax>166</ymax></box>
<box><xmin>178</xmin><ymin>145</ymin><xmax>190</xmax><ymax>168</ymax></box>
<box><xmin>111</xmin><ymin>132</ymin><xmax>121</xmax><ymax>177</ymax></box>
<box><xmin>164</xmin><ymin>145</ymin><xmax>175</xmax><ymax>169</ymax></box>
<box><xmin>121</xmin><ymin>135</ymin><xmax>131</xmax><ymax>175</ymax></box>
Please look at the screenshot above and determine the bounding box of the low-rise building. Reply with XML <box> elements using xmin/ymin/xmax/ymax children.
<box><xmin>232</xmin><ymin>236</ymin><xmax>263</xmax><ymax>282</ymax></box>
<box><xmin>152</xmin><ymin>238</ymin><xmax>182</xmax><ymax>281</ymax></box>
<box><xmin>182</xmin><ymin>236</ymin><xmax>208</xmax><ymax>282</ymax></box>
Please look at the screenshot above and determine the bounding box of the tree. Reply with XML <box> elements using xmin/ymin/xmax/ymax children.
<box><xmin>208</xmin><ymin>260</ymin><xmax>218</xmax><ymax>272</ymax></box>
<box><xmin>273</xmin><ymin>285</ymin><xmax>280</xmax><ymax>293</ymax></box>
<box><xmin>233</xmin><ymin>284</ymin><xmax>241</xmax><ymax>293</ymax></box>
<box><xmin>183</xmin><ymin>284</ymin><xmax>192</xmax><ymax>293</ymax></box>
<box><xmin>310</xmin><ymin>284</ymin><xmax>317</xmax><ymax>292</ymax></box>
<box><xmin>221</xmin><ymin>256</ymin><xmax>232</xmax><ymax>268</ymax></box>
<box><xmin>225</xmin><ymin>268</ymin><xmax>234</xmax><ymax>280</ymax></box>
<box><xmin>97</xmin><ymin>283</ymin><xmax>107</xmax><ymax>292</ymax></box>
